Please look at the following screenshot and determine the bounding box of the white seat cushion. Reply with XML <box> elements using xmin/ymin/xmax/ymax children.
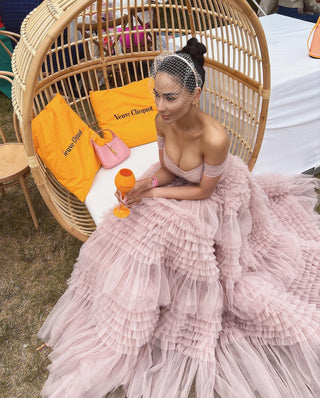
<box><xmin>85</xmin><ymin>141</ymin><xmax>158</xmax><ymax>225</ymax></box>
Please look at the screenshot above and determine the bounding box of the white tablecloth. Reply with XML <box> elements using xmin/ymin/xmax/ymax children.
<box><xmin>166</xmin><ymin>13</ymin><xmax>320</xmax><ymax>174</ymax></box>
<box><xmin>86</xmin><ymin>142</ymin><xmax>159</xmax><ymax>225</ymax></box>
<box><xmin>252</xmin><ymin>14</ymin><xmax>320</xmax><ymax>175</ymax></box>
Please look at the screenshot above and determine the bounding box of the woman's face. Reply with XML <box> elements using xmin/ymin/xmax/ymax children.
<box><xmin>153</xmin><ymin>72</ymin><xmax>195</xmax><ymax>124</ymax></box>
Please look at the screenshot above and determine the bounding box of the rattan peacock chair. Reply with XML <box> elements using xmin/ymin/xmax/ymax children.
<box><xmin>12</xmin><ymin>0</ymin><xmax>270</xmax><ymax>241</ymax></box>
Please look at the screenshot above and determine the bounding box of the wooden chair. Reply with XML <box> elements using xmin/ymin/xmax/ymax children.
<box><xmin>0</xmin><ymin>30</ymin><xmax>20</xmax><ymax>98</ymax></box>
<box><xmin>11</xmin><ymin>0</ymin><xmax>270</xmax><ymax>241</ymax></box>
<box><xmin>0</xmin><ymin>70</ymin><xmax>39</xmax><ymax>229</ymax></box>
<box><xmin>0</xmin><ymin>29</ymin><xmax>20</xmax><ymax>56</ymax></box>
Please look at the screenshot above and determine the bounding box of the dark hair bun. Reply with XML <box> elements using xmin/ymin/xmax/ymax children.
<box><xmin>181</xmin><ymin>38</ymin><xmax>207</xmax><ymax>67</ymax></box>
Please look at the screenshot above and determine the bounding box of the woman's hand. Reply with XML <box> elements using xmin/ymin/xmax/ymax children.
<box><xmin>115</xmin><ymin>178</ymin><xmax>152</xmax><ymax>207</ymax></box>
<box><xmin>126</xmin><ymin>178</ymin><xmax>152</xmax><ymax>207</ymax></box>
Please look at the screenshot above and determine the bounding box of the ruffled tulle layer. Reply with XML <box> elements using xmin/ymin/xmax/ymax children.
<box><xmin>38</xmin><ymin>155</ymin><xmax>320</xmax><ymax>398</ymax></box>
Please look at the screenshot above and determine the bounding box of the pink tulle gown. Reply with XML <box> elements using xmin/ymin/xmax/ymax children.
<box><xmin>38</xmin><ymin>152</ymin><xmax>320</xmax><ymax>398</ymax></box>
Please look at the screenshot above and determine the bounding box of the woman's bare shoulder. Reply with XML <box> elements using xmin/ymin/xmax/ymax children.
<box><xmin>201</xmin><ymin>114</ymin><xmax>230</xmax><ymax>164</ymax></box>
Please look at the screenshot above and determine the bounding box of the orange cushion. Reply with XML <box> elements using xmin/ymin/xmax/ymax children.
<box><xmin>89</xmin><ymin>78</ymin><xmax>157</xmax><ymax>148</ymax></box>
<box><xmin>32</xmin><ymin>93</ymin><xmax>101</xmax><ymax>202</ymax></box>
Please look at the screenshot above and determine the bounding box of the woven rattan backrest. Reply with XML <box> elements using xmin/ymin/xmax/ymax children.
<box><xmin>12</xmin><ymin>0</ymin><xmax>270</xmax><ymax>241</ymax></box>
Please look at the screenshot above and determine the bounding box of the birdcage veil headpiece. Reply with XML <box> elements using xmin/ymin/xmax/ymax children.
<box><xmin>150</xmin><ymin>52</ymin><xmax>203</xmax><ymax>95</ymax></box>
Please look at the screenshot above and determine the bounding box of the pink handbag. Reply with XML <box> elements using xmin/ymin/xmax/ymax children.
<box><xmin>92</xmin><ymin>129</ymin><xmax>130</xmax><ymax>169</ymax></box>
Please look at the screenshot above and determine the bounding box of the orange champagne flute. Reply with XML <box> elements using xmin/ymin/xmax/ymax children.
<box><xmin>113</xmin><ymin>168</ymin><xmax>136</xmax><ymax>218</ymax></box>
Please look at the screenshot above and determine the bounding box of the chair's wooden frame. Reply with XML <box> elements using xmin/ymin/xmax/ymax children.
<box><xmin>11</xmin><ymin>0</ymin><xmax>270</xmax><ymax>241</ymax></box>
<box><xmin>0</xmin><ymin>71</ymin><xmax>39</xmax><ymax>229</ymax></box>
<box><xmin>0</xmin><ymin>30</ymin><xmax>20</xmax><ymax>57</ymax></box>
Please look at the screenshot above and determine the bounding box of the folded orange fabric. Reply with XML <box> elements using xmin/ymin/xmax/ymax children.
<box><xmin>32</xmin><ymin>93</ymin><xmax>101</xmax><ymax>202</ymax></box>
<box><xmin>90</xmin><ymin>78</ymin><xmax>157</xmax><ymax>148</ymax></box>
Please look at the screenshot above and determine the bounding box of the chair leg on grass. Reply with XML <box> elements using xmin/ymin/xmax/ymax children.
<box><xmin>18</xmin><ymin>175</ymin><xmax>39</xmax><ymax>229</ymax></box>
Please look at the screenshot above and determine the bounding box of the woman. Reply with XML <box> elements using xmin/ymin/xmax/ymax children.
<box><xmin>123</xmin><ymin>45</ymin><xmax>229</xmax><ymax>206</ymax></box>
<box><xmin>257</xmin><ymin>0</ymin><xmax>320</xmax><ymax>22</ymax></box>
<box><xmin>39</xmin><ymin>38</ymin><xmax>320</xmax><ymax>398</ymax></box>
<box><xmin>277</xmin><ymin>0</ymin><xmax>320</xmax><ymax>23</ymax></box>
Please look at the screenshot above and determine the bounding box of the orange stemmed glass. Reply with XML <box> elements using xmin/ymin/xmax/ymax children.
<box><xmin>113</xmin><ymin>168</ymin><xmax>136</xmax><ymax>218</ymax></box>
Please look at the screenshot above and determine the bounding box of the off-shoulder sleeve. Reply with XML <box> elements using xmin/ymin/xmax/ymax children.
<box><xmin>157</xmin><ymin>135</ymin><xmax>165</xmax><ymax>150</ymax></box>
<box><xmin>203</xmin><ymin>155</ymin><xmax>229</xmax><ymax>178</ymax></box>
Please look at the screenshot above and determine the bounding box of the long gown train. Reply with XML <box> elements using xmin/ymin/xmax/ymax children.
<box><xmin>38</xmin><ymin>155</ymin><xmax>320</xmax><ymax>398</ymax></box>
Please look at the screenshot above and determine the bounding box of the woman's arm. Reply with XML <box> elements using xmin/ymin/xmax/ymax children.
<box><xmin>123</xmin><ymin>116</ymin><xmax>176</xmax><ymax>205</ymax></box>
<box><xmin>119</xmin><ymin>149</ymin><xmax>176</xmax><ymax>206</ymax></box>
<box><xmin>143</xmin><ymin>136</ymin><xmax>228</xmax><ymax>201</ymax></box>
<box><xmin>143</xmin><ymin>173</ymin><xmax>221</xmax><ymax>201</ymax></box>
<box><xmin>138</xmin><ymin>149</ymin><xmax>177</xmax><ymax>190</ymax></box>
<box><xmin>126</xmin><ymin>123</ymin><xmax>230</xmax><ymax>205</ymax></box>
